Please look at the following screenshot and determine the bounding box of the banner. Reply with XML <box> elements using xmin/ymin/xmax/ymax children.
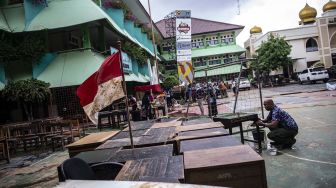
<box><xmin>176</xmin><ymin>10</ymin><xmax>193</xmax><ymax>85</ymax></box>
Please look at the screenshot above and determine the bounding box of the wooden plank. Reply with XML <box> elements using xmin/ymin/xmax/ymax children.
<box><xmin>151</xmin><ymin>121</ymin><xmax>181</xmax><ymax>129</ymax></box>
<box><xmin>66</xmin><ymin>131</ymin><xmax>119</xmax><ymax>148</ymax></box>
<box><xmin>184</xmin><ymin>145</ymin><xmax>263</xmax><ymax>170</ymax></box>
<box><xmin>95</xmin><ymin>137</ymin><xmax>141</xmax><ymax>150</ymax></box>
<box><xmin>108</xmin><ymin>144</ymin><xmax>174</xmax><ymax>163</ymax></box>
<box><xmin>177</xmin><ymin>122</ymin><xmax>223</xmax><ymax>132</ymax></box>
<box><xmin>115</xmin><ymin>156</ymin><xmax>184</xmax><ymax>181</ymax></box>
<box><xmin>122</xmin><ymin>121</ymin><xmax>154</xmax><ymax>131</ymax></box>
<box><xmin>111</xmin><ymin>129</ymin><xmax>148</xmax><ymax>140</ymax></box>
<box><xmin>179</xmin><ymin>136</ymin><xmax>241</xmax><ymax>154</ymax></box>
<box><xmin>137</xmin><ymin>127</ymin><xmax>176</xmax><ymax>146</ymax></box>
<box><xmin>182</xmin><ymin>118</ymin><xmax>213</xmax><ymax>126</ymax></box>
<box><xmin>176</xmin><ymin>127</ymin><xmax>229</xmax><ymax>141</ymax></box>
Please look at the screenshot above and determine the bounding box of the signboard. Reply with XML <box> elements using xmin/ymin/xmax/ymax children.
<box><xmin>175</xmin><ymin>10</ymin><xmax>193</xmax><ymax>85</ymax></box>
<box><xmin>110</xmin><ymin>47</ymin><xmax>132</xmax><ymax>73</ymax></box>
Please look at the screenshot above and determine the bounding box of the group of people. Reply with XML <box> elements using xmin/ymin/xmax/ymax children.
<box><xmin>129</xmin><ymin>85</ymin><xmax>299</xmax><ymax>151</ymax></box>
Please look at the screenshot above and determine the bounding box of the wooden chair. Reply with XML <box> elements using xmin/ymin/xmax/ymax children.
<box><xmin>51</xmin><ymin>122</ymin><xmax>74</xmax><ymax>152</ymax></box>
<box><xmin>0</xmin><ymin>127</ymin><xmax>10</xmax><ymax>163</ymax></box>
<box><xmin>64</xmin><ymin>119</ymin><xmax>81</xmax><ymax>138</ymax></box>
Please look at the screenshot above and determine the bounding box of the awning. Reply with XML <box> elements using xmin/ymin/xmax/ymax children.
<box><xmin>194</xmin><ymin>64</ymin><xmax>246</xmax><ymax>78</ymax></box>
<box><xmin>37</xmin><ymin>49</ymin><xmax>106</xmax><ymax>88</ymax></box>
<box><xmin>0</xmin><ymin>0</ymin><xmax>155</xmax><ymax>57</ymax></box>
<box><xmin>192</xmin><ymin>45</ymin><xmax>245</xmax><ymax>58</ymax></box>
<box><xmin>137</xmin><ymin>73</ymin><xmax>150</xmax><ymax>83</ymax></box>
<box><xmin>134</xmin><ymin>84</ymin><xmax>162</xmax><ymax>93</ymax></box>
<box><xmin>124</xmin><ymin>73</ymin><xmax>139</xmax><ymax>82</ymax></box>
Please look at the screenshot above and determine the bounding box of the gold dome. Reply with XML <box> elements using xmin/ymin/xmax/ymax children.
<box><xmin>250</xmin><ymin>26</ymin><xmax>262</xmax><ymax>34</ymax></box>
<box><xmin>323</xmin><ymin>0</ymin><xmax>336</xmax><ymax>12</ymax></box>
<box><xmin>299</xmin><ymin>3</ymin><xmax>317</xmax><ymax>23</ymax></box>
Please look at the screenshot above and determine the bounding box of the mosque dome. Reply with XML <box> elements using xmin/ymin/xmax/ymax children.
<box><xmin>299</xmin><ymin>3</ymin><xmax>317</xmax><ymax>24</ymax></box>
<box><xmin>323</xmin><ymin>0</ymin><xmax>336</xmax><ymax>12</ymax></box>
<box><xmin>250</xmin><ymin>26</ymin><xmax>262</xmax><ymax>34</ymax></box>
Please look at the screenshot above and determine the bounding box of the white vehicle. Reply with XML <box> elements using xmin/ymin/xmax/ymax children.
<box><xmin>298</xmin><ymin>67</ymin><xmax>329</xmax><ymax>84</ymax></box>
<box><xmin>233</xmin><ymin>78</ymin><xmax>251</xmax><ymax>90</ymax></box>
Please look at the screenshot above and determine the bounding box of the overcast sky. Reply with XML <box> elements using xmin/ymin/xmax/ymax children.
<box><xmin>139</xmin><ymin>0</ymin><xmax>325</xmax><ymax>46</ymax></box>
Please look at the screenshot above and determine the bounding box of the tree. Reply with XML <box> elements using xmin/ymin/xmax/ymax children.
<box><xmin>250</xmin><ymin>34</ymin><xmax>292</xmax><ymax>84</ymax></box>
<box><xmin>162</xmin><ymin>76</ymin><xmax>179</xmax><ymax>90</ymax></box>
<box><xmin>2</xmin><ymin>79</ymin><xmax>50</xmax><ymax>121</ymax></box>
<box><xmin>0</xmin><ymin>31</ymin><xmax>45</xmax><ymax>64</ymax></box>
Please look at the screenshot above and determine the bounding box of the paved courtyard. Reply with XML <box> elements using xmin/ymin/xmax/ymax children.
<box><xmin>0</xmin><ymin>83</ymin><xmax>335</xmax><ymax>187</ymax></box>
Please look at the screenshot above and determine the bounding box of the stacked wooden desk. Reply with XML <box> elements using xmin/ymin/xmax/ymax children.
<box><xmin>65</xmin><ymin>117</ymin><xmax>267</xmax><ymax>187</ymax></box>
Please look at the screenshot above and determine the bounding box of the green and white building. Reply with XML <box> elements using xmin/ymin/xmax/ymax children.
<box><xmin>0</xmin><ymin>0</ymin><xmax>161</xmax><ymax>122</ymax></box>
<box><xmin>156</xmin><ymin>17</ymin><xmax>246</xmax><ymax>82</ymax></box>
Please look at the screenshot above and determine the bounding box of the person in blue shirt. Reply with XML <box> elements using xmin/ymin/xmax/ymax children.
<box><xmin>256</xmin><ymin>99</ymin><xmax>298</xmax><ymax>149</ymax></box>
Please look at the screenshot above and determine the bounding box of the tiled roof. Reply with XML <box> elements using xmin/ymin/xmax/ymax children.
<box><xmin>156</xmin><ymin>17</ymin><xmax>244</xmax><ymax>38</ymax></box>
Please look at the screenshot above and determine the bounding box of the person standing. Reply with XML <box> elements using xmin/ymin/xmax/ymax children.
<box><xmin>195</xmin><ymin>84</ymin><xmax>205</xmax><ymax>116</ymax></box>
<box><xmin>219</xmin><ymin>81</ymin><xmax>228</xmax><ymax>98</ymax></box>
<box><xmin>256</xmin><ymin>99</ymin><xmax>298</xmax><ymax>149</ymax></box>
<box><xmin>207</xmin><ymin>84</ymin><xmax>218</xmax><ymax>116</ymax></box>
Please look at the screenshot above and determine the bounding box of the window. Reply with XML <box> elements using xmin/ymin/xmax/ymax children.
<box><xmin>306</xmin><ymin>38</ymin><xmax>318</xmax><ymax>52</ymax></box>
<box><xmin>198</xmin><ymin>42</ymin><xmax>204</xmax><ymax>46</ymax></box>
<box><xmin>209</xmin><ymin>60</ymin><xmax>221</xmax><ymax>65</ymax></box>
<box><xmin>302</xmin><ymin>69</ymin><xmax>308</xmax><ymax>74</ymax></box>
<box><xmin>194</xmin><ymin>61</ymin><xmax>206</xmax><ymax>67</ymax></box>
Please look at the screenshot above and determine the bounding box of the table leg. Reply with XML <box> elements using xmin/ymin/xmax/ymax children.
<box><xmin>229</xmin><ymin>127</ymin><xmax>232</xmax><ymax>135</ymax></box>
<box><xmin>239</xmin><ymin>123</ymin><xmax>244</xmax><ymax>144</ymax></box>
<box><xmin>98</xmin><ymin>116</ymin><xmax>102</xmax><ymax>131</ymax></box>
<box><xmin>4</xmin><ymin>139</ymin><xmax>10</xmax><ymax>163</ymax></box>
<box><xmin>256</xmin><ymin>125</ymin><xmax>262</xmax><ymax>153</ymax></box>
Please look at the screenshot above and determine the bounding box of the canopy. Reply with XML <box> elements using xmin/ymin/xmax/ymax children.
<box><xmin>134</xmin><ymin>84</ymin><xmax>162</xmax><ymax>93</ymax></box>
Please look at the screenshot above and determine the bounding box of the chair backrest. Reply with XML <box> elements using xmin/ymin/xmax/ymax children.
<box><xmin>59</xmin><ymin>158</ymin><xmax>95</xmax><ymax>181</ymax></box>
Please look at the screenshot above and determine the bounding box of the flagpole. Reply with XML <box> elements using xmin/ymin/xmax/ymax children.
<box><xmin>117</xmin><ymin>41</ymin><xmax>134</xmax><ymax>149</ymax></box>
<box><xmin>147</xmin><ymin>0</ymin><xmax>160</xmax><ymax>84</ymax></box>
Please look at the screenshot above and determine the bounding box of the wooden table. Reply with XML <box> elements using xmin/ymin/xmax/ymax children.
<box><xmin>184</xmin><ymin>145</ymin><xmax>267</xmax><ymax>188</ymax></box>
<box><xmin>179</xmin><ymin>135</ymin><xmax>241</xmax><ymax>154</ymax></box>
<box><xmin>108</xmin><ymin>144</ymin><xmax>174</xmax><ymax>163</ymax></box>
<box><xmin>213</xmin><ymin>113</ymin><xmax>263</xmax><ymax>152</ymax></box>
<box><xmin>176</xmin><ymin>127</ymin><xmax>229</xmax><ymax>141</ymax></box>
<box><xmin>115</xmin><ymin>155</ymin><xmax>184</xmax><ymax>182</ymax></box>
<box><xmin>98</xmin><ymin>110</ymin><xmax>120</xmax><ymax>130</ymax></box>
<box><xmin>66</xmin><ymin>131</ymin><xmax>119</xmax><ymax>157</ymax></box>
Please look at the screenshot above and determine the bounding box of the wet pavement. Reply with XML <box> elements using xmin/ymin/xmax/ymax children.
<box><xmin>0</xmin><ymin>83</ymin><xmax>335</xmax><ymax>187</ymax></box>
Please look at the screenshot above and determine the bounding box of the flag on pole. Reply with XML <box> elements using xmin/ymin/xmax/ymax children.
<box><xmin>76</xmin><ymin>52</ymin><xmax>125</xmax><ymax>124</ymax></box>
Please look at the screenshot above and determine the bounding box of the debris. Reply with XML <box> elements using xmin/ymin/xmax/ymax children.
<box><xmin>326</xmin><ymin>83</ymin><xmax>336</xmax><ymax>91</ymax></box>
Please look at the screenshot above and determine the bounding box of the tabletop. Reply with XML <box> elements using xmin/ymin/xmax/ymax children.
<box><xmin>184</xmin><ymin>145</ymin><xmax>264</xmax><ymax>170</ymax></box>
<box><xmin>179</xmin><ymin>135</ymin><xmax>241</xmax><ymax>154</ymax></box>
<box><xmin>66</xmin><ymin>131</ymin><xmax>119</xmax><ymax>148</ymax></box>
<box><xmin>176</xmin><ymin>127</ymin><xmax>229</xmax><ymax>141</ymax></box>
<box><xmin>108</xmin><ymin>144</ymin><xmax>174</xmax><ymax>163</ymax></box>
<box><xmin>115</xmin><ymin>155</ymin><xmax>184</xmax><ymax>182</ymax></box>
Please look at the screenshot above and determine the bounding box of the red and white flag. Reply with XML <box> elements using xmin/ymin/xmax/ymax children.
<box><xmin>77</xmin><ymin>52</ymin><xmax>125</xmax><ymax>124</ymax></box>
